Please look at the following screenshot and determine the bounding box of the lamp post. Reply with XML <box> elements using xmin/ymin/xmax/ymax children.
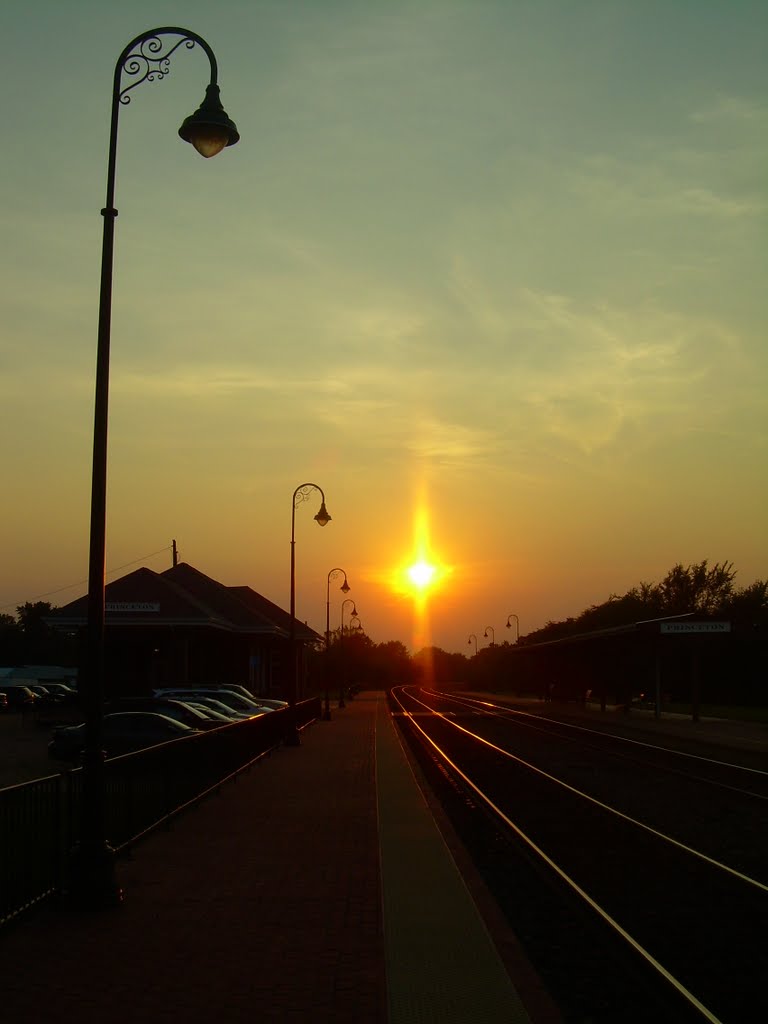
<box><xmin>339</xmin><ymin>598</ymin><xmax>358</xmax><ymax>708</ymax></box>
<box><xmin>324</xmin><ymin>568</ymin><xmax>350</xmax><ymax>720</ymax></box>
<box><xmin>347</xmin><ymin>616</ymin><xmax>362</xmax><ymax>699</ymax></box>
<box><xmin>287</xmin><ymin>483</ymin><xmax>331</xmax><ymax>745</ymax></box>
<box><xmin>506</xmin><ymin>613</ymin><xmax>520</xmax><ymax>643</ymax></box>
<box><xmin>75</xmin><ymin>27</ymin><xmax>238</xmax><ymax>908</ymax></box>
<box><xmin>484</xmin><ymin>626</ymin><xmax>495</xmax><ymax>646</ymax></box>
<box><xmin>467</xmin><ymin>634</ymin><xmax>478</xmax><ymax>656</ymax></box>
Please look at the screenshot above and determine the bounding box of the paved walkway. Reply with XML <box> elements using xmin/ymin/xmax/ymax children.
<box><xmin>1</xmin><ymin>692</ymin><xmax>556</xmax><ymax>1024</ymax></box>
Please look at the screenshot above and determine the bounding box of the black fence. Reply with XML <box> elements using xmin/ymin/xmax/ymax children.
<box><xmin>0</xmin><ymin>698</ymin><xmax>320</xmax><ymax>928</ymax></box>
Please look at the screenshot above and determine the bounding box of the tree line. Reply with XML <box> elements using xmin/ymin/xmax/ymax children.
<box><xmin>519</xmin><ymin>561</ymin><xmax>767</xmax><ymax>646</ymax></box>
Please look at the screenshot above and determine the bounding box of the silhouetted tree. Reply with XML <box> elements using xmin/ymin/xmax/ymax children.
<box><xmin>8</xmin><ymin>601</ymin><xmax>76</xmax><ymax>665</ymax></box>
<box><xmin>521</xmin><ymin>560</ymin><xmax>759</xmax><ymax>645</ymax></box>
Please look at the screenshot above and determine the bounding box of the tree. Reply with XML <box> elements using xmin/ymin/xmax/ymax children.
<box><xmin>657</xmin><ymin>561</ymin><xmax>736</xmax><ymax>615</ymax></box>
<box><xmin>12</xmin><ymin>601</ymin><xmax>76</xmax><ymax>665</ymax></box>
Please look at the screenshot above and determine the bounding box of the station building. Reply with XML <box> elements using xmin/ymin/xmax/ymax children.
<box><xmin>50</xmin><ymin>562</ymin><xmax>322</xmax><ymax>700</ymax></box>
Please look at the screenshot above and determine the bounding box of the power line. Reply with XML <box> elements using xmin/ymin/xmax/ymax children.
<box><xmin>1</xmin><ymin>545</ymin><xmax>173</xmax><ymax>613</ymax></box>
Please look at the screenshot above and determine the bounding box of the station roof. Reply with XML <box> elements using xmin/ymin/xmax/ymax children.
<box><xmin>49</xmin><ymin>562</ymin><xmax>321</xmax><ymax>643</ymax></box>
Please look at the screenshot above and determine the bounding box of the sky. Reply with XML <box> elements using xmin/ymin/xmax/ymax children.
<box><xmin>1</xmin><ymin>0</ymin><xmax>766</xmax><ymax>654</ymax></box>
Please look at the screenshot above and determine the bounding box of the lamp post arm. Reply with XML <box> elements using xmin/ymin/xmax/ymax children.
<box><xmin>293</xmin><ymin>481</ymin><xmax>326</xmax><ymax>509</ymax></box>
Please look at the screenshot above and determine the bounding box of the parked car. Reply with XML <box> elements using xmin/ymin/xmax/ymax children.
<box><xmin>183</xmin><ymin>702</ymin><xmax>241</xmax><ymax>724</ymax></box>
<box><xmin>26</xmin><ymin>684</ymin><xmax>61</xmax><ymax>706</ymax></box>
<box><xmin>154</xmin><ymin>688</ymin><xmax>271</xmax><ymax>717</ymax></box>
<box><xmin>35</xmin><ymin>682</ymin><xmax>78</xmax><ymax>704</ymax></box>
<box><xmin>235</xmin><ymin>696</ymin><xmax>288</xmax><ymax>710</ymax></box>
<box><xmin>214</xmin><ymin>686</ymin><xmax>287</xmax><ymax>709</ymax></box>
<box><xmin>189</xmin><ymin>697</ymin><xmax>254</xmax><ymax>721</ymax></box>
<box><xmin>216</xmin><ymin>689</ymin><xmax>281</xmax><ymax>715</ymax></box>
<box><xmin>48</xmin><ymin>712</ymin><xmax>201</xmax><ymax>762</ymax></box>
<box><xmin>2</xmin><ymin>685</ymin><xmax>38</xmax><ymax>710</ymax></box>
<box><xmin>105</xmin><ymin>698</ymin><xmax>225</xmax><ymax>731</ymax></box>
<box><xmin>155</xmin><ymin>685</ymin><xmax>285</xmax><ymax>709</ymax></box>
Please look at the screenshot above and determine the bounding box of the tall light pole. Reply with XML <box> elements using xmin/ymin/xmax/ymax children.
<box><xmin>287</xmin><ymin>483</ymin><xmax>331</xmax><ymax>744</ymax></box>
<box><xmin>467</xmin><ymin>633</ymin><xmax>478</xmax><ymax>656</ymax></box>
<box><xmin>484</xmin><ymin>626</ymin><xmax>495</xmax><ymax>646</ymax></box>
<box><xmin>324</xmin><ymin>567</ymin><xmax>350</xmax><ymax>720</ymax></box>
<box><xmin>506</xmin><ymin>613</ymin><xmax>520</xmax><ymax>643</ymax></box>
<box><xmin>339</xmin><ymin>598</ymin><xmax>358</xmax><ymax>708</ymax></box>
<box><xmin>75</xmin><ymin>27</ymin><xmax>238</xmax><ymax>908</ymax></box>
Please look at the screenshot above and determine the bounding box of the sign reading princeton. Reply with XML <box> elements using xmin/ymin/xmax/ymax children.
<box><xmin>660</xmin><ymin>621</ymin><xmax>731</xmax><ymax>634</ymax></box>
<box><xmin>105</xmin><ymin>602</ymin><xmax>160</xmax><ymax>612</ymax></box>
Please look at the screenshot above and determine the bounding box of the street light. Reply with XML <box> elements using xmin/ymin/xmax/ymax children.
<box><xmin>339</xmin><ymin>598</ymin><xmax>358</xmax><ymax>708</ymax></box>
<box><xmin>75</xmin><ymin>27</ymin><xmax>238</xmax><ymax>908</ymax></box>
<box><xmin>484</xmin><ymin>626</ymin><xmax>495</xmax><ymax>646</ymax></box>
<box><xmin>326</xmin><ymin>568</ymin><xmax>350</xmax><ymax>647</ymax></box>
<box><xmin>323</xmin><ymin>568</ymin><xmax>350</xmax><ymax>720</ymax></box>
<box><xmin>506</xmin><ymin>613</ymin><xmax>520</xmax><ymax>643</ymax></box>
<box><xmin>467</xmin><ymin>633</ymin><xmax>478</xmax><ymax>656</ymax></box>
<box><xmin>287</xmin><ymin>483</ymin><xmax>331</xmax><ymax>745</ymax></box>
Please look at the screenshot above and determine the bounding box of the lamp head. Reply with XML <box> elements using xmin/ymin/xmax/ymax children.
<box><xmin>314</xmin><ymin>502</ymin><xmax>331</xmax><ymax>527</ymax></box>
<box><xmin>179</xmin><ymin>83</ymin><xmax>240</xmax><ymax>158</ymax></box>
<box><xmin>341</xmin><ymin>579</ymin><xmax>351</xmax><ymax>594</ymax></box>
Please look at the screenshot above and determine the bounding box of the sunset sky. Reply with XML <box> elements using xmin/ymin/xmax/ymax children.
<box><xmin>2</xmin><ymin>1</ymin><xmax>766</xmax><ymax>654</ymax></box>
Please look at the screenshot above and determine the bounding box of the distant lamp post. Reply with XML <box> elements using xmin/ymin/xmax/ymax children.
<box><xmin>347</xmin><ymin>616</ymin><xmax>362</xmax><ymax>700</ymax></box>
<box><xmin>467</xmin><ymin>633</ymin><xmax>478</xmax><ymax>656</ymax></box>
<box><xmin>339</xmin><ymin>598</ymin><xmax>358</xmax><ymax>708</ymax></box>
<box><xmin>288</xmin><ymin>483</ymin><xmax>331</xmax><ymax>744</ymax></box>
<box><xmin>76</xmin><ymin>27</ymin><xmax>238</xmax><ymax>908</ymax></box>
<box><xmin>484</xmin><ymin>626</ymin><xmax>495</xmax><ymax>646</ymax></box>
<box><xmin>505</xmin><ymin>613</ymin><xmax>520</xmax><ymax>643</ymax></box>
<box><xmin>323</xmin><ymin>567</ymin><xmax>350</xmax><ymax>720</ymax></box>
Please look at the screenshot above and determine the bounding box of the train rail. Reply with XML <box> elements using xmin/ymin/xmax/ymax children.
<box><xmin>390</xmin><ymin>685</ymin><xmax>767</xmax><ymax>1023</ymax></box>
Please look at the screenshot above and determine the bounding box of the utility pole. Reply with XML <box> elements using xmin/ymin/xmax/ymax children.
<box><xmin>172</xmin><ymin>539</ymin><xmax>179</xmax><ymax>567</ymax></box>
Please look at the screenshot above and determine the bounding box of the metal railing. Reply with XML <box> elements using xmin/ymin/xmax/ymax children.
<box><xmin>0</xmin><ymin>698</ymin><xmax>320</xmax><ymax>927</ymax></box>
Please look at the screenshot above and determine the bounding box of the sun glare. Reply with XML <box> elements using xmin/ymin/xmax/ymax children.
<box><xmin>380</xmin><ymin>484</ymin><xmax>454</xmax><ymax>653</ymax></box>
<box><xmin>407</xmin><ymin>560</ymin><xmax>436</xmax><ymax>589</ymax></box>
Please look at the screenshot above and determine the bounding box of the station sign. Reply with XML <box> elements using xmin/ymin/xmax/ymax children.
<box><xmin>106</xmin><ymin>602</ymin><xmax>160</xmax><ymax>612</ymax></box>
<box><xmin>660</xmin><ymin>621</ymin><xmax>730</xmax><ymax>634</ymax></box>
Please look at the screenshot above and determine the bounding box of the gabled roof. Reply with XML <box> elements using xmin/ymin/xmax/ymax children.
<box><xmin>228</xmin><ymin>585</ymin><xmax>319</xmax><ymax>642</ymax></box>
<box><xmin>50</xmin><ymin>562</ymin><xmax>321</xmax><ymax>641</ymax></box>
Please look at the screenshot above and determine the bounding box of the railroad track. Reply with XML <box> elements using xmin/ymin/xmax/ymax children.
<box><xmin>390</xmin><ymin>685</ymin><xmax>768</xmax><ymax>1023</ymax></box>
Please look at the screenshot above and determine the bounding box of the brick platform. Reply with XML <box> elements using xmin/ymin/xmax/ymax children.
<box><xmin>1</xmin><ymin>692</ymin><xmax>546</xmax><ymax>1024</ymax></box>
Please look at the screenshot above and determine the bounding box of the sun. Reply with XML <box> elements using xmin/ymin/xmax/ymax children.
<box><xmin>407</xmin><ymin>560</ymin><xmax>437</xmax><ymax>589</ymax></box>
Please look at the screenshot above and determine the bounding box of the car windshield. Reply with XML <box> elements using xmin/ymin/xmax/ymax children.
<box><xmin>186</xmin><ymin>703</ymin><xmax>233</xmax><ymax>722</ymax></box>
<box><xmin>217</xmin><ymin>690</ymin><xmax>269</xmax><ymax>711</ymax></box>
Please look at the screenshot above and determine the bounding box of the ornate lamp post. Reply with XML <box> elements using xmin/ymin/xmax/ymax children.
<box><xmin>339</xmin><ymin>598</ymin><xmax>358</xmax><ymax>708</ymax></box>
<box><xmin>75</xmin><ymin>27</ymin><xmax>238</xmax><ymax>908</ymax></box>
<box><xmin>287</xmin><ymin>483</ymin><xmax>331</xmax><ymax>744</ymax></box>
<box><xmin>506</xmin><ymin>613</ymin><xmax>520</xmax><ymax>643</ymax></box>
<box><xmin>484</xmin><ymin>626</ymin><xmax>495</xmax><ymax>646</ymax></box>
<box><xmin>323</xmin><ymin>567</ymin><xmax>350</xmax><ymax>720</ymax></box>
<box><xmin>467</xmin><ymin>633</ymin><xmax>478</xmax><ymax>656</ymax></box>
